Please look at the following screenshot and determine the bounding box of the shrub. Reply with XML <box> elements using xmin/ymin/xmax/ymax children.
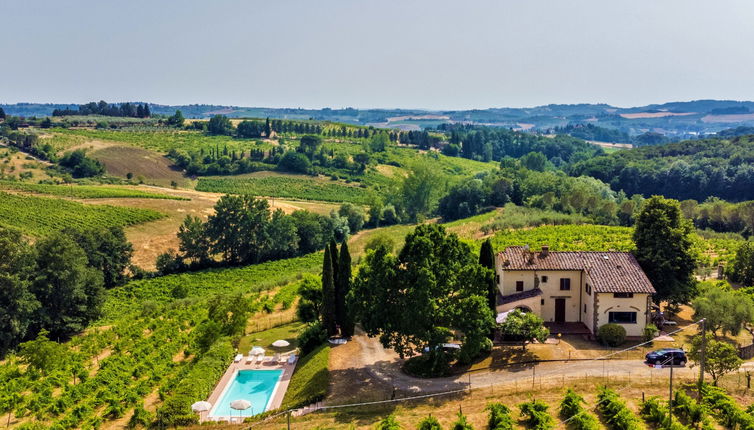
<box><xmin>155</xmin><ymin>337</ymin><xmax>234</xmax><ymax>426</ymax></box>
<box><xmin>486</xmin><ymin>403</ymin><xmax>513</xmax><ymax>430</ymax></box>
<box><xmin>452</xmin><ymin>413</ymin><xmax>473</xmax><ymax>430</ymax></box>
<box><xmin>297</xmin><ymin>321</ymin><xmax>328</xmax><ymax>355</ymax></box>
<box><xmin>418</xmin><ymin>415</ymin><xmax>443</xmax><ymax>430</ymax></box>
<box><xmin>376</xmin><ymin>414</ymin><xmax>402</xmax><ymax>430</ymax></box>
<box><xmin>404</xmin><ymin>351</ymin><xmax>452</xmax><ymax>378</ymax></box>
<box><xmin>277</xmin><ymin>151</ymin><xmax>311</xmax><ymax>174</ymax></box>
<box><xmin>598</xmin><ymin>323</ymin><xmax>626</xmax><ymax>347</ymax></box>
<box><xmin>518</xmin><ymin>399</ymin><xmax>555</xmax><ymax>430</ymax></box>
<box><xmin>644</xmin><ymin>323</ymin><xmax>659</xmax><ymax>341</ymax></box>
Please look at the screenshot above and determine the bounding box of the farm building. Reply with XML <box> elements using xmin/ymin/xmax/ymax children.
<box><xmin>495</xmin><ymin>246</ymin><xmax>655</xmax><ymax>338</ymax></box>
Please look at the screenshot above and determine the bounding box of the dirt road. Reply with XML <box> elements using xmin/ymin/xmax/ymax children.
<box><xmin>336</xmin><ymin>330</ymin><xmax>727</xmax><ymax>398</ymax></box>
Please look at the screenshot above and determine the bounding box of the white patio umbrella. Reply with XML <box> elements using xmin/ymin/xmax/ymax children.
<box><xmin>250</xmin><ymin>346</ymin><xmax>265</xmax><ymax>356</ymax></box>
<box><xmin>191</xmin><ymin>401</ymin><xmax>212</xmax><ymax>412</ymax></box>
<box><xmin>271</xmin><ymin>339</ymin><xmax>290</xmax><ymax>348</ymax></box>
<box><xmin>496</xmin><ymin>311</ymin><xmax>512</xmax><ymax>324</ymax></box>
<box><xmin>230</xmin><ymin>399</ymin><xmax>252</xmax><ymax>419</ymax></box>
<box><xmin>191</xmin><ymin>401</ymin><xmax>212</xmax><ymax>421</ymax></box>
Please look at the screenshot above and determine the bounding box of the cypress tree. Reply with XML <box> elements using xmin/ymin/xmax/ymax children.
<box><xmin>329</xmin><ymin>238</ymin><xmax>339</xmax><ymax>288</ymax></box>
<box><xmin>479</xmin><ymin>239</ymin><xmax>497</xmax><ymax>313</ymax></box>
<box><xmin>143</xmin><ymin>104</ymin><xmax>151</xmax><ymax>117</ymax></box>
<box><xmin>336</xmin><ymin>241</ymin><xmax>354</xmax><ymax>337</ymax></box>
<box><xmin>265</xmin><ymin>117</ymin><xmax>272</xmax><ymax>137</ymax></box>
<box><xmin>321</xmin><ymin>246</ymin><xmax>337</xmax><ymax>336</ymax></box>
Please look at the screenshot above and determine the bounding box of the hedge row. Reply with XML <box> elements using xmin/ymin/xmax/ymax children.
<box><xmin>155</xmin><ymin>337</ymin><xmax>234</xmax><ymax>426</ymax></box>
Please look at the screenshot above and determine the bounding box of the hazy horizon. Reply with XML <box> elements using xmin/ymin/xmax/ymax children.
<box><xmin>3</xmin><ymin>0</ymin><xmax>754</xmax><ymax>110</ymax></box>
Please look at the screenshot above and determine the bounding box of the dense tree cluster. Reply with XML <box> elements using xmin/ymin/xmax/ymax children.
<box><xmin>399</xmin><ymin>130</ymin><xmax>441</xmax><ymax>149</ymax></box>
<box><xmin>52</xmin><ymin>100</ymin><xmax>151</xmax><ymax>118</ymax></box>
<box><xmin>437</xmin><ymin>124</ymin><xmax>601</xmax><ymax>163</ymax></box>
<box><xmin>160</xmin><ymin>195</ymin><xmax>363</xmax><ymax>273</ymax></box>
<box><xmin>168</xmin><ymin>145</ymin><xmax>277</xmax><ymax>176</ymax></box>
<box><xmin>58</xmin><ymin>149</ymin><xmax>106</xmax><ymax>178</ymax></box>
<box><xmin>0</xmin><ymin>226</ymin><xmax>133</xmax><ymax>356</ymax></box>
<box><xmin>0</xmin><ymin>128</ymin><xmax>56</xmax><ymax>161</ymax></box>
<box><xmin>437</xmin><ymin>162</ymin><xmax>639</xmax><ymax>226</ymax></box>
<box><xmin>680</xmin><ymin>198</ymin><xmax>754</xmax><ymax>236</ymax></box>
<box><xmin>319</xmin><ymin>240</ymin><xmax>354</xmax><ymax>337</ymax></box>
<box><xmin>570</xmin><ymin>135</ymin><xmax>754</xmax><ymax>202</ymax></box>
<box><xmin>552</xmin><ymin>123</ymin><xmax>633</xmax><ymax>144</ymax></box>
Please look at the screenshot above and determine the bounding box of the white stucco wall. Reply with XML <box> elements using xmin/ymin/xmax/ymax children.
<box><xmin>498</xmin><ymin>268</ymin><xmax>588</xmax><ymax>323</ymax></box>
<box><xmin>594</xmin><ymin>293</ymin><xmax>650</xmax><ymax>337</ymax></box>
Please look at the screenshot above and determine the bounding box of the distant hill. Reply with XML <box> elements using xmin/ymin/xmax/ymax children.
<box><xmin>5</xmin><ymin>99</ymin><xmax>754</xmax><ymax>138</ymax></box>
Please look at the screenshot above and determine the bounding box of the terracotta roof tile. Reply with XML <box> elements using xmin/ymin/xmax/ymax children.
<box><xmin>497</xmin><ymin>287</ymin><xmax>543</xmax><ymax>306</ymax></box>
<box><xmin>498</xmin><ymin>246</ymin><xmax>655</xmax><ymax>294</ymax></box>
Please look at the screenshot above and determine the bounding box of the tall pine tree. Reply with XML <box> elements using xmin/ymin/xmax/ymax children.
<box><xmin>336</xmin><ymin>241</ymin><xmax>354</xmax><ymax>337</ymax></box>
<box><xmin>479</xmin><ymin>239</ymin><xmax>497</xmax><ymax>314</ymax></box>
<box><xmin>321</xmin><ymin>246</ymin><xmax>337</xmax><ymax>336</ymax></box>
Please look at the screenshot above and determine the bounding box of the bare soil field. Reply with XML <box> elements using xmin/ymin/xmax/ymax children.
<box><xmin>90</xmin><ymin>145</ymin><xmax>191</xmax><ymax>187</ymax></box>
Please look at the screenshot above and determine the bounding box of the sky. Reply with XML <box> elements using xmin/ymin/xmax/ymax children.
<box><xmin>2</xmin><ymin>0</ymin><xmax>754</xmax><ymax>110</ymax></box>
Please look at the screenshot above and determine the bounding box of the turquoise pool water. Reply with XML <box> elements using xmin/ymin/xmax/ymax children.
<box><xmin>209</xmin><ymin>369</ymin><xmax>284</xmax><ymax>418</ymax></box>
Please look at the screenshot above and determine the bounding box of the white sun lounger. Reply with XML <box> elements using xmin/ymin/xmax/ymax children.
<box><xmin>245</xmin><ymin>355</ymin><xmax>255</xmax><ymax>364</ymax></box>
<box><xmin>234</xmin><ymin>354</ymin><xmax>243</xmax><ymax>363</ymax></box>
<box><xmin>255</xmin><ymin>355</ymin><xmax>264</xmax><ymax>364</ymax></box>
<box><xmin>287</xmin><ymin>354</ymin><xmax>297</xmax><ymax>364</ymax></box>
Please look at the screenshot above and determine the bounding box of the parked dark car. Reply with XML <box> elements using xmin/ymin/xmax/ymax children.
<box><xmin>645</xmin><ymin>348</ymin><xmax>687</xmax><ymax>367</ymax></box>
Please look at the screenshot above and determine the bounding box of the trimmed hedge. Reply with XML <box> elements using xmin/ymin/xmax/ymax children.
<box><xmin>155</xmin><ymin>337</ymin><xmax>234</xmax><ymax>426</ymax></box>
<box><xmin>598</xmin><ymin>324</ymin><xmax>626</xmax><ymax>347</ymax></box>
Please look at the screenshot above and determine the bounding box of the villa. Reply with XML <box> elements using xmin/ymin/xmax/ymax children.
<box><xmin>495</xmin><ymin>246</ymin><xmax>656</xmax><ymax>339</ymax></box>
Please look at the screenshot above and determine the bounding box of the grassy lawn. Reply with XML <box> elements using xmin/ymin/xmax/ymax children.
<box><xmin>238</xmin><ymin>321</ymin><xmax>306</xmax><ymax>354</ymax></box>
<box><xmin>280</xmin><ymin>344</ymin><xmax>330</xmax><ymax>410</ymax></box>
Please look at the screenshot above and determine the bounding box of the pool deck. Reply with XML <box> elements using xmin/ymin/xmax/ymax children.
<box><xmin>202</xmin><ymin>355</ymin><xmax>297</xmax><ymax>423</ymax></box>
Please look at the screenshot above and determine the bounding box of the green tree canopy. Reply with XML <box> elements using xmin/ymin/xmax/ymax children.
<box><xmin>730</xmin><ymin>241</ymin><xmax>754</xmax><ymax>287</ymax></box>
<box><xmin>692</xmin><ymin>283</ymin><xmax>754</xmax><ymax>337</ymax></box>
<box><xmin>479</xmin><ymin>238</ymin><xmax>497</xmax><ymax>314</ymax></box>
<box><xmin>400</xmin><ymin>163</ymin><xmax>446</xmax><ymax>222</ymax></box>
<box><xmin>177</xmin><ymin>215</ymin><xmax>212</xmax><ymax>266</ymax></box>
<box><xmin>688</xmin><ymin>333</ymin><xmax>742</xmax><ymax>385</ymax></box>
<box><xmin>497</xmin><ymin>309</ymin><xmax>549</xmax><ymax>350</ymax></box>
<box><xmin>296</xmin><ymin>275</ymin><xmax>323</xmax><ymax>323</ymax></box>
<box><xmin>520</xmin><ymin>151</ymin><xmax>549</xmax><ymax>172</ymax></box>
<box><xmin>633</xmin><ymin>196</ymin><xmax>698</xmax><ymax>304</ymax></box>
<box><xmin>351</xmin><ymin>224</ymin><xmax>494</xmax><ymax>359</ymax></box>
<box><xmin>321</xmin><ymin>245</ymin><xmax>337</xmax><ymax>336</ymax></box>
<box><xmin>63</xmin><ymin>226</ymin><xmax>133</xmax><ymax>288</ymax></box>
<box><xmin>30</xmin><ymin>233</ymin><xmax>104</xmax><ymax>339</ymax></box>
<box><xmin>0</xmin><ymin>228</ymin><xmax>38</xmax><ymax>356</ymax></box>
<box><xmin>167</xmin><ymin>110</ymin><xmax>184</xmax><ymax>127</ymax></box>
<box><xmin>207</xmin><ymin>114</ymin><xmax>233</xmax><ymax>135</ymax></box>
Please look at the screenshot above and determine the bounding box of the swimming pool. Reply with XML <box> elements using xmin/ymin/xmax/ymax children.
<box><xmin>209</xmin><ymin>369</ymin><xmax>284</xmax><ymax>418</ymax></box>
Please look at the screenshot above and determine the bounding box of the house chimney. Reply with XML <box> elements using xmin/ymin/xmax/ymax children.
<box><xmin>541</xmin><ymin>245</ymin><xmax>549</xmax><ymax>257</ymax></box>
